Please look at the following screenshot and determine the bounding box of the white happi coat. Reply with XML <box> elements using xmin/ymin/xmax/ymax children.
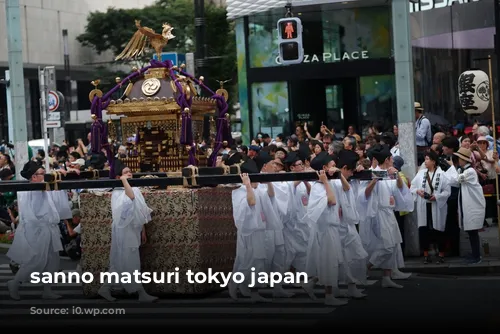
<box><xmin>8</xmin><ymin>190</ymin><xmax>72</xmax><ymax>282</ymax></box>
<box><xmin>108</xmin><ymin>187</ymin><xmax>152</xmax><ymax>293</ymax></box>
<box><xmin>410</xmin><ymin>167</ymin><xmax>451</xmax><ymax>232</ymax></box>
<box><xmin>331</xmin><ymin>179</ymin><xmax>368</xmax><ymax>284</ymax></box>
<box><xmin>357</xmin><ymin>167</ymin><xmax>414</xmax><ymax>269</ymax></box>
<box><xmin>231</xmin><ymin>185</ymin><xmax>267</xmax><ymax>284</ymax></box>
<box><xmin>445</xmin><ymin>165</ymin><xmax>486</xmax><ymax>231</ymax></box>
<box><xmin>305</xmin><ymin>181</ymin><xmax>343</xmax><ymax>286</ymax></box>
<box><xmin>273</xmin><ymin>181</ymin><xmax>310</xmax><ymax>272</ymax></box>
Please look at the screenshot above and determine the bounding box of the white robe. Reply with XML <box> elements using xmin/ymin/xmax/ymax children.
<box><xmin>305</xmin><ymin>181</ymin><xmax>343</xmax><ymax>286</ymax></box>
<box><xmin>8</xmin><ymin>190</ymin><xmax>72</xmax><ymax>282</ymax></box>
<box><xmin>445</xmin><ymin>165</ymin><xmax>486</xmax><ymax>231</ymax></box>
<box><xmin>257</xmin><ymin>183</ymin><xmax>286</xmax><ymax>274</ymax></box>
<box><xmin>357</xmin><ymin>180</ymin><xmax>372</xmax><ymax>251</ymax></box>
<box><xmin>231</xmin><ymin>185</ymin><xmax>268</xmax><ymax>287</ymax></box>
<box><xmin>350</xmin><ymin>180</ymin><xmax>362</xmax><ymax>223</ymax></box>
<box><xmin>51</xmin><ymin>190</ymin><xmax>73</xmax><ymax>220</ymax></box>
<box><xmin>410</xmin><ymin>167</ymin><xmax>451</xmax><ymax>232</ymax></box>
<box><xmin>332</xmin><ymin>179</ymin><xmax>368</xmax><ymax>284</ymax></box>
<box><xmin>357</xmin><ymin>167</ymin><xmax>414</xmax><ymax>269</ymax></box>
<box><xmin>274</xmin><ymin>181</ymin><xmax>310</xmax><ymax>272</ymax></box>
<box><xmin>107</xmin><ymin>187</ymin><xmax>152</xmax><ymax>293</ymax></box>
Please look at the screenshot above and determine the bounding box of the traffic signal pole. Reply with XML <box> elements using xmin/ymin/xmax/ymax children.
<box><xmin>391</xmin><ymin>0</ymin><xmax>418</xmax><ymax>256</ymax></box>
<box><xmin>194</xmin><ymin>0</ymin><xmax>207</xmax><ymax>79</ymax></box>
<box><xmin>5</xmin><ymin>0</ymin><xmax>29</xmax><ymax>179</ymax></box>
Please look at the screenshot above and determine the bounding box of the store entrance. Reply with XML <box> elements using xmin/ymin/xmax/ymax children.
<box><xmin>289</xmin><ymin>78</ymin><xmax>359</xmax><ymax>137</ymax></box>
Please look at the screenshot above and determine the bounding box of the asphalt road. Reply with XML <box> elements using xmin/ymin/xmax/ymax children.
<box><xmin>1</xmin><ymin>254</ymin><xmax>499</xmax><ymax>329</ymax></box>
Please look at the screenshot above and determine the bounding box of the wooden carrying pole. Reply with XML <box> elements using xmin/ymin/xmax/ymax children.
<box><xmin>487</xmin><ymin>55</ymin><xmax>500</xmax><ymax>239</ymax></box>
<box><xmin>0</xmin><ymin>169</ymin><xmax>381</xmax><ymax>192</ymax></box>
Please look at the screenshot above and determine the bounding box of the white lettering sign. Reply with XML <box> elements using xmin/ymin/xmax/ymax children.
<box><xmin>275</xmin><ymin>51</ymin><xmax>369</xmax><ymax>65</ymax></box>
<box><xmin>297</xmin><ymin>113</ymin><xmax>310</xmax><ymax>120</ymax></box>
<box><xmin>410</xmin><ymin>0</ymin><xmax>481</xmax><ymax>13</ymax></box>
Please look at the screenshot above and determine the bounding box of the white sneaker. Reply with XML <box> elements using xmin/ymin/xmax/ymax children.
<box><xmin>381</xmin><ymin>276</ymin><xmax>403</xmax><ymax>289</ymax></box>
<box><xmin>239</xmin><ymin>284</ymin><xmax>252</xmax><ymax>297</ymax></box>
<box><xmin>250</xmin><ymin>292</ymin><xmax>272</xmax><ymax>303</ymax></box>
<box><xmin>98</xmin><ymin>286</ymin><xmax>117</xmax><ymax>302</ymax></box>
<box><xmin>228</xmin><ymin>281</ymin><xmax>238</xmax><ymax>300</ymax></box>
<box><xmin>273</xmin><ymin>285</ymin><xmax>295</xmax><ymax>298</ymax></box>
<box><xmin>347</xmin><ymin>285</ymin><xmax>367</xmax><ymax>299</ymax></box>
<box><xmin>7</xmin><ymin>280</ymin><xmax>20</xmax><ymax>301</ymax></box>
<box><xmin>42</xmin><ymin>291</ymin><xmax>62</xmax><ymax>300</ymax></box>
<box><xmin>302</xmin><ymin>280</ymin><xmax>317</xmax><ymax>300</ymax></box>
<box><xmin>333</xmin><ymin>289</ymin><xmax>349</xmax><ymax>298</ymax></box>
<box><xmin>138</xmin><ymin>291</ymin><xmax>158</xmax><ymax>303</ymax></box>
<box><xmin>325</xmin><ymin>294</ymin><xmax>348</xmax><ymax>306</ymax></box>
<box><xmin>391</xmin><ymin>269</ymin><xmax>412</xmax><ymax>280</ymax></box>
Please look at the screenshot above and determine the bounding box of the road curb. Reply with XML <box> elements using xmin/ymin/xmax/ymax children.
<box><xmin>0</xmin><ymin>243</ymin><xmax>10</xmax><ymax>255</ymax></box>
<box><xmin>402</xmin><ymin>263</ymin><xmax>500</xmax><ymax>276</ymax></box>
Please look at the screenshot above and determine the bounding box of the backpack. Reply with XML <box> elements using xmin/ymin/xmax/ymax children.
<box><xmin>64</xmin><ymin>237</ymin><xmax>81</xmax><ymax>260</ymax></box>
<box><xmin>416</xmin><ymin>116</ymin><xmax>433</xmax><ymax>146</ymax></box>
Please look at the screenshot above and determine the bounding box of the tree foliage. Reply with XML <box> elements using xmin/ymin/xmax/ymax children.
<box><xmin>92</xmin><ymin>66</ymin><xmax>129</xmax><ymax>93</ymax></box>
<box><xmin>77</xmin><ymin>0</ymin><xmax>237</xmax><ymax>105</ymax></box>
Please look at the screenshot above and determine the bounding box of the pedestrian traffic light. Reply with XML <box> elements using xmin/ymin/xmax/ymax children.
<box><xmin>277</xmin><ymin>17</ymin><xmax>303</xmax><ymax>65</ymax></box>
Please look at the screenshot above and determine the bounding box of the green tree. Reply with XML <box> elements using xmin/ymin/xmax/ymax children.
<box><xmin>77</xmin><ymin>0</ymin><xmax>237</xmax><ymax>107</ymax></box>
<box><xmin>93</xmin><ymin>66</ymin><xmax>129</xmax><ymax>94</ymax></box>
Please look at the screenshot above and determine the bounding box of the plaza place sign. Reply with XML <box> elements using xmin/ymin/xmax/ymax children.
<box><xmin>410</xmin><ymin>0</ymin><xmax>481</xmax><ymax>12</ymax></box>
<box><xmin>275</xmin><ymin>50</ymin><xmax>369</xmax><ymax>65</ymax></box>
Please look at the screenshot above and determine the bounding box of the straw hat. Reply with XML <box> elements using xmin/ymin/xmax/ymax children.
<box><xmin>453</xmin><ymin>147</ymin><xmax>472</xmax><ymax>163</ymax></box>
<box><xmin>414</xmin><ymin>102</ymin><xmax>424</xmax><ymax>111</ymax></box>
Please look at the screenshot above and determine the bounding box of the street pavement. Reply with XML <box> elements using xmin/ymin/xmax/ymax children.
<box><xmin>1</xmin><ymin>254</ymin><xmax>500</xmax><ymax>329</ymax></box>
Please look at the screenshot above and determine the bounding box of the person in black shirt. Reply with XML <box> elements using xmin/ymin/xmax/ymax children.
<box><xmin>441</xmin><ymin>137</ymin><xmax>460</xmax><ymax>256</ymax></box>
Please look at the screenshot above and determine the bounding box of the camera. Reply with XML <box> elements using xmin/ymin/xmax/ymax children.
<box><xmin>438</xmin><ymin>155</ymin><xmax>454</xmax><ymax>171</ymax></box>
<box><xmin>1</xmin><ymin>140</ymin><xmax>14</xmax><ymax>149</ymax></box>
<box><xmin>8</xmin><ymin>202</ymin><xmax>17</xmax><ymax>213</ymax></box>
<box><xmin>423</xmin><ymin>192</ymin><xmax>431</xmax><ymax>200</ymax></box>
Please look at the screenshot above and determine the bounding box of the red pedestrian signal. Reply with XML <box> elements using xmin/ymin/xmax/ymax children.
<box><xmin>279</xmin><ymin>20</ymin><xmax>298</xmax><ymax>39</ymax></box>
<box><xmin>277</xmin><ymin>17</ymin><xmax>303</xmax><ymax>65</ymax></box>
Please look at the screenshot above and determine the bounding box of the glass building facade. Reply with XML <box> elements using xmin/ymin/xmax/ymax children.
<box><xmin>235</xmin><ymin>0</ymin><xmax>494</xmax><ymax>140</ymax></box>
<box><xmin>411</xmin><ymin>0</ymin><xmax>494</xmax><ymax>126</ymax></box>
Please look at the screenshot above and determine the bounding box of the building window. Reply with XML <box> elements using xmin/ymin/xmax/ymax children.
<box><xmin>77</xmin><ymin>81</ymin><xmax>92</xmax><ymax>110</ymax></box>
<box><xmin>322</xmin><ymin>6</ymin><xmax>392</xmax><ymax>62</ymax></box>
<box><xmin>246</xmin><ymin>5</ymin><xmax>391</xmax><ymax>68</ymax></box>
<box><xmin>411</xmin><ymin>0</ymin><xmax>495</xmax><ymax>126</ymax></box>
<box><xmin>235</xmin><ymin>18</ymin><xmax>250</xmax><ymax>142</ymax></box>
<box><xmin>250</xmin><ymin>81</ymin><xmax>290</xmax><ymax>137</ymax></box>
<box><xmin>359</xmin><ymin>75</ymin><xmax>396</xmax><ymax>136</ymax></box>
<box><xmin>247</xmin><ymin>8</ymin><xmax>282</xmax><ymax>68</ymax></box>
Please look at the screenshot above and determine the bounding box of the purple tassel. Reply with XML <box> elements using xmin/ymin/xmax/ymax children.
<box><xmin>177</xmin><ymin>71</ymin><xmax>230</xmax><ymax>167</ymax></box>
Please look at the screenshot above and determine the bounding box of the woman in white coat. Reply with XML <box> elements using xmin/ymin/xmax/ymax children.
<box><xmin>410</xmin><ymin>150</ymin><xmax>451</xmax><ymax>264</ymax></box>
<box><xmin>445</xmin><ymin>147</ymin><xmax>486</xmax><ymax>264</ymax></box>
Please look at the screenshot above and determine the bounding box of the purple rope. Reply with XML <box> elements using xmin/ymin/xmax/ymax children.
<box><xmin>179</xmin><ymin>71</ymin><xmax>231</xmax><ymax>166</ymax></box>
